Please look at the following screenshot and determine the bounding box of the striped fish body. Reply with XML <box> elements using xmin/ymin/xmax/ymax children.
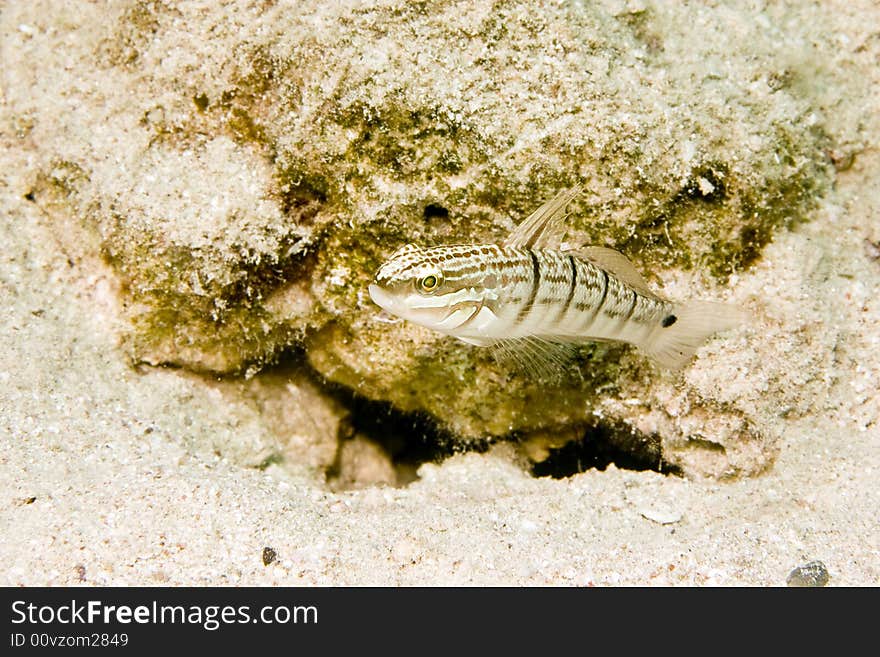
<box><xmin>420</xmin><ymin>244</ymin><xmax>672</xmax><ymax>347</ymax></box>
<box><xmin>368</xmin><ymin>188</ymin><xmax>743</xmax><ymax>371</ymax></box>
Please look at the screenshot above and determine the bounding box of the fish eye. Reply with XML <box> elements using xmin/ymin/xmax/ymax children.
<box><xmin>418</xmin><ymin>273</ymin><xmax>442</xmax><ymax>293</ymax></box>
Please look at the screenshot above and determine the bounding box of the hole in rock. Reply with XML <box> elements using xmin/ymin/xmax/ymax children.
<box><xmin>247</xmin><ymin>353</ymin><xmax>678</xmax><ymax>488</ymax></box>
<box><xmin>423</xmin><ymin>203</ymin><xmax>450</xmax><ymax>221</ymax></box>
<box><xmin>238</xmin><ymin>352</ymin><xmax>464</xmax><ymax>489</ymax></box>
<box><xmin>683</xmin><ymin>165</ymin><xmax>727</xmax><ymax>202</ymax></box>
<box><xmin>324</xmin><ymin>385</ymin><xmax>487</xmax><ymax>490</ymax></box>
<box><xmin>531</xmin><ymin>423</ymin><xmax>683</xmax><ymax>479</ymax></box>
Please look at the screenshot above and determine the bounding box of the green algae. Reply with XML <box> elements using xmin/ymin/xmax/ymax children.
<box><xmin>95</xmin><ymin>0</ymin><xmax>166</xmax><ymax>68</ymax></box>
<box><xmin>99</xmin><ymin>219</ymin><xmax>319</xmax><ymax>374</ymax></box>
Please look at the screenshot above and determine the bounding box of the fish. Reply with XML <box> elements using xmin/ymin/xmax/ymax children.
<box><xmin>368</xmin><ymin>187</ymin><xmax>744</xmax><ymax>373</ymax></box>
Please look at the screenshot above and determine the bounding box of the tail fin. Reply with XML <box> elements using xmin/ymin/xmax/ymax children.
<box><xmin>642</xmin><ymin>300</ymin><xmax>746</xmax><ymax>370</ymax></box>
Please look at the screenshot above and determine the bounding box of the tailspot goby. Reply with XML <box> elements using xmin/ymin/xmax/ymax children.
<box><xmin>368</xmin><ymin>187</ymin><xmax>744</xmax><ymax>371</ymax></box>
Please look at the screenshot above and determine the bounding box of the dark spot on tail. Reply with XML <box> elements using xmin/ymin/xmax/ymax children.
<box><xmin>662</xmin><ymin>314</ymin><xmax>677</xmax><ymax>328</ymax></box>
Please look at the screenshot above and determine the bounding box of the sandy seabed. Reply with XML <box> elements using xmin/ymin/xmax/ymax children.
<box><xmin>1</xmin><ymin>1</ymin><xmax>878</xmax><ymax>585</ymax></box>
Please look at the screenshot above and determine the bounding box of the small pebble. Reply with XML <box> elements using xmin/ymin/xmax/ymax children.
<box><xmin>786</xmin><ymin>560</ymin><xmax>829</xmax><ymax>587</ymax></box>
<box><xmin>639</xmin><ymin>507</ymin><xmax>682</xmax><ymax>525</ymax></box>
<box><xmin>261</xmin><ymin>546</ymin><xmax>277</xmax><ymax>566</ymax></box>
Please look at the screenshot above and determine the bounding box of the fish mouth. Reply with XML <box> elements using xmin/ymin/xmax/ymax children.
<box><xmin>368</xmin><ymin>284</ymin><xmax>397</xmax><ymax>312</ymax></box>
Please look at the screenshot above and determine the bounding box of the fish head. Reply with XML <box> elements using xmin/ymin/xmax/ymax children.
<box><xmin>369</xmin><ymin>243</ymin><xmax>498</xmax><ymax>334</ymax></box>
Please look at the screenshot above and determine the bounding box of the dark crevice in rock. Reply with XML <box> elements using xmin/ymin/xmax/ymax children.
<box><xmin>681</xmin><ymin>163</ymin><xmax>729</xmax><ymax>202</ymax></box>
<box><xmin>323</xmin><ymin>383</ymin><xmax>484</xmax><ymax>488</ymax></box>
<box><xmin>683</xmin><ymin>436</ymin><xmax>726</xmax><ymax>453</ymax></box>
<box><xmin>531</xmin><ymin>423</ymin><xmax>683</xmax><ymax>479</ymax></box>
<box><xmin>253</xmin><ymin>352</ymin><xmax>678</xmax><ymax>487</ymax></box>
<box><xmin>169</xmin><ymin>344</ymin><xmax>689</xmax><ymax>486</ymax></box>
<box><xmin>323</xmin><ymin>379</ymin><xmax>682</xmax><ymax>484</ymax></box>
<box><xmin>423</xmin><ymin>203</ymin><xmax>450</xmax><ymax>221</ymax></box>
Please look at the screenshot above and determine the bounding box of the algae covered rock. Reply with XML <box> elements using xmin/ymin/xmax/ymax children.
<box><xmin>9</xmin><ymin>0</ymin><xmax>836</xmax><ymax>476</ymax></box>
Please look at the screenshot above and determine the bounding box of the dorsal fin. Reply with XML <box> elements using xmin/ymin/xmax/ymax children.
<box><xmin>566</xmin><ymin>245</ymin><xmax>664</xmax><ymax>301</ymax></box>
<box><xmin>503</xmin><ymin>186</ymin><xmax>582</xmax><ymax>249</ymax></box>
